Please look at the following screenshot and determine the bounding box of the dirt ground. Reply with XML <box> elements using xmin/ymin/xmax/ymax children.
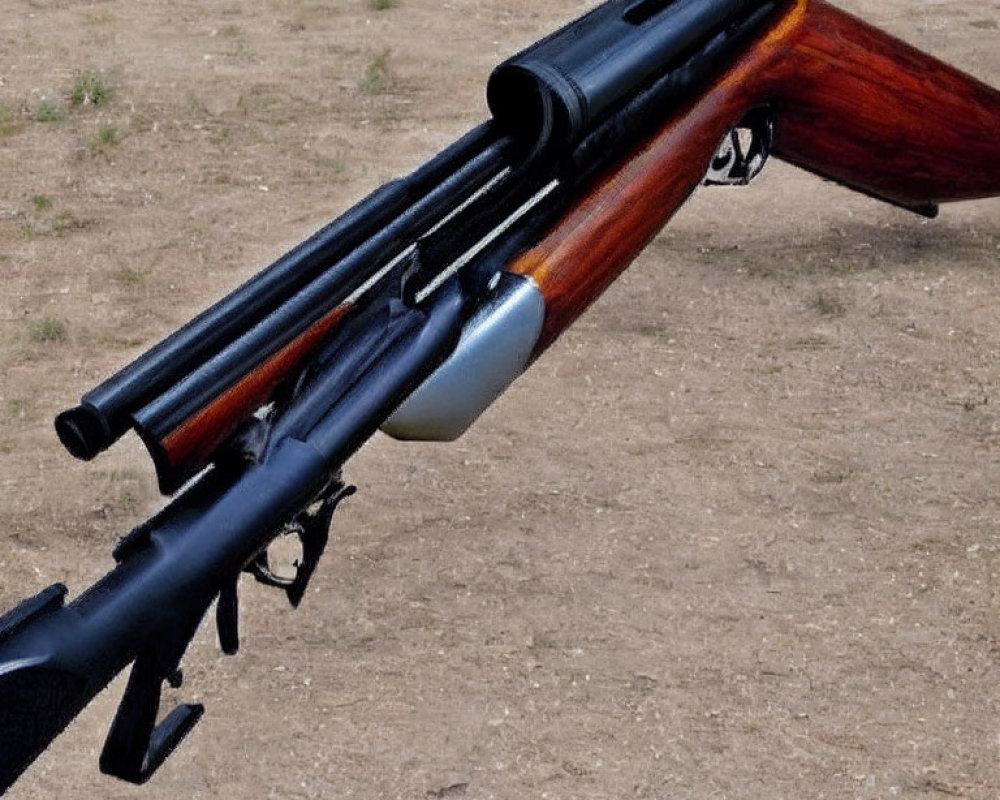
<box><xmin>1</xmin><ymin>0</ymin><xmax>998</xmax><ymax>798</ymax></box>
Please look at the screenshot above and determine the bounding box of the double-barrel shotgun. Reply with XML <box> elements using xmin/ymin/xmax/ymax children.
<box><xmin>1</xmin><ymin>0</ymin><xmax>998</xmax><ymax>791</ymax></box>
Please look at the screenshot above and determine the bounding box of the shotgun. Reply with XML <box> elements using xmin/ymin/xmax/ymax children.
<box><xmin>1</xmin><ymin>0</ymin><xmax>998</xmax><ymax>791</ymax></box>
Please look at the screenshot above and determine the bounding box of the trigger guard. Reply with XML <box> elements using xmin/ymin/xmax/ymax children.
<box><xmin>247</xmin><ymin>524</ymin><xmax>302</xmax><ymax>590</ymax></box>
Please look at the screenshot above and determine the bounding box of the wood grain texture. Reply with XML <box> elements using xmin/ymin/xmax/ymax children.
<box><xmin>506</xmin><ymin>0</ymin><xmax>799</xmax><ymax>353</ymax></box>
<box><xmin>150</xmin><ymin>0</ymin><xmax>1000</xmax><ymax>476</ymax></box>
<box><xmin>153</xmin><ymin>303</ymin><xmax>352</xmax><ymax>488</ymax></box>
<box><xmin>773</xmin><ymin>0</ymin><xmax>1000</xmax><ymax>207</ymax></box>
<box><xmin>508</xmin><ymin>0</ymin><xmax>999</xmax><ymax>355</ymax></box>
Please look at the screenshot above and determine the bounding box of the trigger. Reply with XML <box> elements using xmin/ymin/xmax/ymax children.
<box><xmin>246</xmin><ymin>480</ymin><xmax>356</xmax><ymax>607</ymax></box>
<box><xmin>287</xmin><ymin>481</ymin><xmax>356</xmax><ymax>607</ymax></box>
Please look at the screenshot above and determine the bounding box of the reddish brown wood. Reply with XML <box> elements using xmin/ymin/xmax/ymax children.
<box><xmin>151</xmin><ymin>0</ymin><xmax>1000</xmax><ymax>474</ymax></box>
<box><xmin>508</xmin><ymin>0</ymin><xmax>999</xmax><ymax>355</ymax></box>
<box><xmin>156</xmin><ymin>303</ymin><xmax>352</xmax><ymax>481</ymax></box>
<box><xmin>506</xmin><ymin>0</ymin><xmax>797</xmax><ymax>352</ymax></box>
<box><xmin>773</xmin><ymin>1</ymin><xmax>1000</xmax><ymax>207</ymax></box>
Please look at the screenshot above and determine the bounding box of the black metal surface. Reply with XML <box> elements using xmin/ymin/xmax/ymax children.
<box><xmin>131</xmin><ymin>139</ymin><xmax>507</xmax><ymax>493</ymax></box>
<box><xmin>487</xmin><ymin>0</ymin><xmax>781</xmax><ymax>148</ymax></box>
<box><xmin>55</xmin><ymin>121</ymin><xmax>500</xmax><ymax>462</ymax></box>
<box><xmin>0</xmin><ymin>0</ymin><xmax>811</xmax><ymax>789</ymax></box>
<box><xmin>0</xmin><ymin>279</ymin><xmax>466</xmax><ymax>791</ymax></box>
<box><xmin>569</xmin><ymin>1</ymin><xmax>784</xmax><ymax>182</ymax></box>
<box><xmin>0</xmin><ymin>439</ymin><xmax>327</xmax><ymax>791</ymax></box>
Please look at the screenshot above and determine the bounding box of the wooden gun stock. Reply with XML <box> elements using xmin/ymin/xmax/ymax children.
<box><xmin>508</xmin><ymin>0</ymin><xmax>1000</xmax><ymax>355</ymax></box>
<box><xmin>120</xmin><ymin>0</ymin><xmax>1000</xmax><ymax>489</ymax></box>
<box><xmin>773</xmin><ymin>1</ymin><xmax>1000</xmax><ymax>211</ymax></box>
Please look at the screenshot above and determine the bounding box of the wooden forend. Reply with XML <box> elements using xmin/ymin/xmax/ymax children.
<box><xmin>152</xmin><ymin>303</ymin><xmax>352</xmax><ymax>491</ymax></box>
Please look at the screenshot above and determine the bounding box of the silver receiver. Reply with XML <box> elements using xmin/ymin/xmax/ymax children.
<box><xmin>381</xmin><ymin>272</ymin><xmax>545</xmax><ymax>441</ymax></box>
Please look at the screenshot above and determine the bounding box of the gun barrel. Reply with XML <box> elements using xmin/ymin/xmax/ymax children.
<box><xmin>0</xmin><ymin>278</ymin><xmax>466</xmax><ymax>790</ymax></box>
<box><xmin>55</xmin><ymin>122</ymin><xmax>501</xmax><ymax>464</ymax></box>
<box><xmin>487</xmin><ymin>0</ymin><xmax>782</xmax><ymax>144</ymax></box>
<box><xmin>6</xmin><ymin>0</ymin><xmax>996</xmax><ymax>791</ymax></box>
<box><xmin>133</xmin><ymin>140</ymin><xmax>509</xmax><ymax>493</ymax></box>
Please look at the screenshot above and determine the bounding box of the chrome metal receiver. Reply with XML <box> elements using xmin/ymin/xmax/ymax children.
<box><xmin>381</xmin><ymin>272</ymin><xmax>545</xmax><ymax>441</ymax></box>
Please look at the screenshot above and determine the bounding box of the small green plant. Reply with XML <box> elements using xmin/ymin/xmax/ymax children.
<box><xmin>83</xmin><ymin>11</ymin><xmax>116</xmax><ymax>24</ymax></box>
<box><xmin>32</xmin><ymin>195</ymin><xmax>52</xmax><ymax>211</ymax></box>
<box><xmin>29</xmin><ymin>317</ymin><xmax>67</xmax><ymax>344</ymax></box>
<box><xmin>358</xmin><ymin>52</ymin><xmax>391</xmax><ymax>95</ymax></box>
<box><xmin>93</xmin><ymin>125</ymin><xmax>119</xmax><ymax>146</ymax></box>
<box><xmin>36</xmin><ymin>98</ymin><xmax>64</xmax><ymax>122</ymax></box>
<box><xmin>215</xmin><ymin>25</ymin><xmax>249</xmax><ymax>57</ymax></box>
<box><xmin>114</xmin><ymin>265</ymin><xmax>150</xmax><ymax>286</ymax></box>
<box><xmin>8</xmin><ymin>398</ymin><xmax>29</xmax><ymax>420</ymax></box>
<box><xmin>53</xmin><ymin>211</ymin><xmax>83</xmax><ymax>232</ymax></box>
<box><xmin>116</xmin><ymin>488</ymin><xmax>140</xmax><ymax>515</ymax></box>
<box><xmin>72</xmin><ymin>72</ymin><xmax>112</xmax><ymax>106</ymax></box>
<box><xmin>0</xmin><ymin>105</ymin><xmax>22</xmax><ymax>136</ymax></box>
<box><xmin>810</xmin><ymin>292</ymin><xmax>846</xmax><ymax>317</ymax></box>
<box><xmin>85</xmin><ymin>11</ymin><xmax>115</xmax><ymax>24</ymax></box>
<box><xmin>369</xmin><ymin>0</ymin><xmax>398</xmax><ymax>9</ymax></box>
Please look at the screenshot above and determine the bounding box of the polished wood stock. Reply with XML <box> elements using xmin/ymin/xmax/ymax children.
<box><xmin>153</xmin><ymin>303</ymin><xmax>352</xmax><ymax>486</ymax></box>
<box><xmin>156</xmin><ymin>0</ymin><xmax>1000</xmax><ymax>475</ymax></box>
<box><xmin>509</xmin><ymin>0</ymin><xmax>1000</xmax><ymax>354</ymax></box>
<box><xmin>774</xmin><ymin>1</ymin><xmax>1000</xmax><ymax>209</ymax></box>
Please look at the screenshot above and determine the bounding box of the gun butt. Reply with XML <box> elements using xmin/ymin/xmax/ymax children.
<box><xmin>770</xmin><ymin>0</ymin><xmax>1000</xmax><ymax>209</ymax></box>
<box><xmin>496</xmin><ymin>0</ymin><xmax>999</xmax><ymax>359</ymax></box>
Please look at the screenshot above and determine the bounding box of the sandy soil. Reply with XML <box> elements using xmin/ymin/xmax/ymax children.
<box><xmin>1</xmin><ymin>0</ymin><xmax>998</xmax><ymax>798</ymax></box>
